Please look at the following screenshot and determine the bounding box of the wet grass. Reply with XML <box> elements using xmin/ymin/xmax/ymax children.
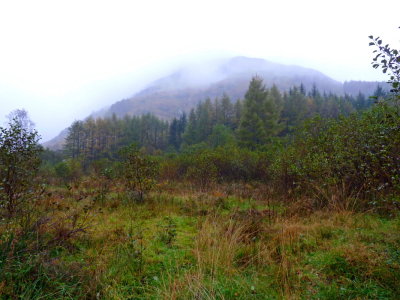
<box><xmin>1</xmin><ymin>185</ymin><xmax>399</xmax><ymax>299</ymax></box>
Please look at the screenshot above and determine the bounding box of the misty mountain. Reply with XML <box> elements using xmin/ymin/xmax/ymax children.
<box><xmin>104</xmin><ymin>56</ymin><xmax>345</xmax><ymax>119</ymax></box>
<box><xmin>43</xmin><ymin>56</ymin><xmax>388</xmax><ymax>150</ymax></box>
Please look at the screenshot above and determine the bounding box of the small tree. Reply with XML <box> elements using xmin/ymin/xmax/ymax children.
<box><xmin>120</xmin><ymin>144</ymin><xmax>158</xmax><ymax>202</ymax></box>
<box><xmin>0</xmin><ymin>110</ymin><xmax>41</xmax><ymax>217</ymax></box>
<box><xmin>186</xmin><ymin>150</ymin><xmax>217</xmax><ymax>191</ymax></box>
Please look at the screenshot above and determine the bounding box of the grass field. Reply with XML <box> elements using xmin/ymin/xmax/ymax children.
<box><xmin>2</xmin><ymin>182</ymin><xmax>398</xmax><ymax>299</ymax></box>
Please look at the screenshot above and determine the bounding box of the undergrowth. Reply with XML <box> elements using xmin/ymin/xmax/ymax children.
<box><xmin>1</xmin><ymin>184</ymin><xmax>399</xmax><ymax>299</ymax></box>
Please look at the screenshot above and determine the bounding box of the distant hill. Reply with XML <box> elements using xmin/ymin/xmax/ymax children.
<box><xmin>43</xmin><ymin>56</ymin><xmax>389</xmax><ymax>150</ymax></box>
<box><xmin>104</xmin><ymin>56</ymin><xmax>345</xmax><ymax>119</ymax></box>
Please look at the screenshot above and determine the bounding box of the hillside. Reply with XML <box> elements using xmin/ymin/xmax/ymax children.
<box><xmin>43</xmin><ymin>56</ymin><xmax>388</xmax><ymax>150</ymax></box>
<box><xmin>104</xmin><ymin>56</ymin><xmax>344</xmax><ymax>119</ymax></box>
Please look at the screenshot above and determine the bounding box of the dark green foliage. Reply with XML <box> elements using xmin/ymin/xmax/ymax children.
<box><xmin>238</xmin><ymin>77</ymin><xmax>269</xmax><ymax>148</ymax></box>
<box><xmin>218</xmin><ymin>93</ymin><xmax>236</xmax><ymax>129</ymax></box>
<box><xmin>40</xmin><ymin>148</ymin><xmax>63</xmax><ymax>165</ymax></box>
<box><xmin>182</xmin><ymin>109</ymin><xmax>198</xmax><ymax>146</ymax></box>
<box><xmin>54</xmin><ymin>159</ymin><xmax>83</xmax><ymax>184</ymax></box>
<box><xmin>54</xmin><ymin>161</ymin><xmax>70</xmax><ymax>181</ymax></box>
<box><xmin>120</xmin><ymin>144</ymin><xmax>159</xmax><ymax>202</ymax></box>
<box><xmin>207</xmin><ymin>124</ymin><xmax>236</xmax><ymax>148</ymax></box>
<box><xmin>264</xmin><ymin>85</ymin><xmax>284</xmax><ymax>137</ymax></box>
<box><xmin>168</xmin><ymin>118</ymin><xmax>179</xmax><ymax>149</ymax></box>
<box><xmin>182</xmin><ymin>95</ymin><xmax>241</xmax><ymax>147</ymax></box>
<box><xmin>0</xmin><ymin>111</ymin><xmax>42</xmax><ymax>217</ymax></box>
<box><xmin>272</xmin><ymin>104</ymin><xmax>400</xmax><ymax>207</ymax></box>
<box><xmin>162</xmin><ymin>145</ymin><xmax>268</xmax><ymax>183</ymax></box>
<box><xmin>260</xmin><ymin>29</ymin><xmax>400</xmax><ymax>208</ymax></box>
<box><xmin>196</xmin><ymin>97</ymin><xmax>214</xmax><ymax>142</ymax></box>
<box><xmin>282</xmin><ymin>86</ymin><xmax>309</xmax><ymax>133</ymax></box>
<box><xmin>354</xmin><ymin>92</ymin><xmax>372</xmax><ymax>110</ymax></box>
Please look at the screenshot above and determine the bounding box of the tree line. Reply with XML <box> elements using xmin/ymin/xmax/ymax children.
<box><xmin>63</xmin><ymin>79</ymin><xmax>380</xmax><ymax>164</ymax></box>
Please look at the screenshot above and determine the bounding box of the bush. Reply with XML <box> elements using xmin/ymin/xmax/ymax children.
<box><xmin>272</xmin><ymin>104</ymin><xmax>400</xmax><ymax>209</ymax></box>
<box><xmin>161</xmin><ymin>145</ymin><xmax>269</xmax><ymax>185</ymax></box>
<box><xmin>120</xmin><ymin>144</ymin><xmax>159</xmax><ymax>202</ymax></box>
<box><xmin>54</xmin><ymin>159</ymin><xmax>83</xmax><ymax>184</ymax></box>
<box><xmin>186</xmin><ymin>150</ymin><xmax>218</xmax><ymax>190</ymax></box>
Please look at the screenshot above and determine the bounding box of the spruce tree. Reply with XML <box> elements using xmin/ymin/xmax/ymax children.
<box><xmin>168</xmin><ymin>118</ymin><xmax>179</xmax><ymax>150</ymax></box>
<box><xmin>182</xmin><ymin>109</ymin><xmax>198</xmax><ymax>145</ymax></box>
<box><xmin>264</xmin><ymin>84</ymin><xmax>284</xmax><ymax>137</ymax></box>
<box><xmin>237</xmin><ymin>77</ymin><xmax>269</xmax><ymax>148</ymax></box>
<box><xmin>220</xmin><ymin>93</ymin><xmax>235</xmax><ymax>128</ymax></box>
<box><xmin>233</xmin><ymin>99</ymin><xmax>243</xmax><ymax>130</ymax></box>
<box><xmin>176</xmin><ymin>113</ymin><xmax>187</xmax><ymax>147</ymax></box>
<box><xmin>196</xmin><ymin>98</ymin><xmax>213</xmax><ymax>141</ymax></box>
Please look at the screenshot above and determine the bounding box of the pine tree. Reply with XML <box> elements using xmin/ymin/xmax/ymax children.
<box><xmin>282</xmin><ymin>86</ymin><xmax>308</xmax><ymax>133</ymax></box>
<box><xmin>264</xmin><ymin>84</ymin><xmax>284</xmax><ymax>137</ymax></box>
<box><xmin>300</xmin><ymin>83</ymin><xmax>306</xmax><ymax>95</ymax></box>
<box><xmin>219</xmin><ymin>93</ymin><xmax>235</xmax><ymax>128</ymax></box>
<box><xmin>237</xmin><ymin>77</ymin><xmax>269</xmax><ymax>148</ymax></box>
<box><xmin>168</xmin><ymin>118</ymin><xmax>179</xmax><ymax>150</ymax></box>
<box><xmin>182</xmin><ymin>109</ymin><xmax>198</xmax><ymax>145</ymax></box>
<box><xmin>176</xmin><ymin>113</ymin><xmax>187</xmax><ymax>148</ymax></box>
<box><xmin>355</xmin><ymin>92</ymin><xmax>367</xmax><ymax>110</ymax></box>
<box><xmin>196</xmin><ymin>98</ymin><xmax>213</xmax><ymax>141</ymax></box>
<box><xmin>233</xmin><ymin>99</ymin><xmax>243</xmax><ymax>130</ymax></box>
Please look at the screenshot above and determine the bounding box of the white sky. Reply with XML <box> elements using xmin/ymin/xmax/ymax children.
<box><xmin>0</xmin><ymin>0</ymin><xmax>399</xmax><ymax>141</ymax></box>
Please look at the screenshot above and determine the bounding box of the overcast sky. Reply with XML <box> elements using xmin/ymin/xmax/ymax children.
<box><xmin>0</xmin><ymin>0</ymin><xmax>399</xmax><ymax>141</ymax></box>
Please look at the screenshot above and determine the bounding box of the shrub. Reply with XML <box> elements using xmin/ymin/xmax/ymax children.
<box><xmin>186</xmin><ymin>150</ymin><xmax>218</xmax><ymax>190</ymax></box>
<box><xmin>120</xmin><ymin>144</ymin><xmax>159</xmax><ymax>202</ymax></box>
<box><xmin>272</xmin><ymin>104</ymin><xmax>400</xmax><ymax>209</ymax></box>
<box><xmin>0</xmin><ymin>113</ymin><xmax>42</xmax><ymax>218</ymax></box>
<box><xmin>54</xmin><ymin>159</ymin><xmax>83</xmax><ymax>185</ymax></box>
